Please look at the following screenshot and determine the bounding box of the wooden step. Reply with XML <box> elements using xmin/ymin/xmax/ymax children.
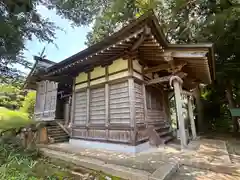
<box><xmin>49</xmin><ymin>134</ymin><xmax>69</xmax><ymax>142</ymax></box>
<box><xmin>53</xmin><ymin>138</ymin><xmax>69</xmax><ymax>143</ymax></box>
<box><xmin>47</xmin><ymin>128</ymin><xmax>66</xmax><ymax>132</ymax></box>
<box><xmin>48</xmin><ymin>133</ymin><xmax>68</xmax><ymax>138</ymax></box>
<box><xmin>158</xmin><ymin>131</ymin><xmax>172</xmax><ymax>137</ymax></box>
<box><xmin>162</xmin><ymin>136</ymin><xmax>174</xmax><ymax>144</ymax></box>
<box><xmin>155</xmin><ymin>126</ymin><xmax>170</xmax><ymax>133</ymax></box>
<box><xmin>53</xmin><ymin>136</ymin><xmax>69</xmax><ymax>143</ymax></box>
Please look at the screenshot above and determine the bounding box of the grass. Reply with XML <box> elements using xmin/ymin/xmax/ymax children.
<box><xmin>0</xmin><ymin>107</ymin><xmax>34</xmax><ymax>130</ymax></box>
<box><xmin>0</xmin><ymin>137</ymin><xmax>76</xmax><ymax>180</ymax></box>
<box><xmin>0</xmin><ymin>137</ymin><xmax>123</xmax><ymax>180</ymax></box>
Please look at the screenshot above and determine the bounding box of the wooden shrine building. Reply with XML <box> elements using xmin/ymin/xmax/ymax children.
<box><xmin>25</xmin><ymin>12</ymin><xmax>215</xmax><ymax>153</ymax></box>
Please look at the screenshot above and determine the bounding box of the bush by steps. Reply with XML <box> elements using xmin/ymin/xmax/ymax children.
<box><xmin>0</xmin><ymin>107</ymin><xmax>34</xmax><ymax>131</ymax></box>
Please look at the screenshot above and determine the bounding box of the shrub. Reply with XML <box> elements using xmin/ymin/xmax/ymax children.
<box><xmin>0</xmin><ymin>107</ymin><xmax>34</xmax><ymax>131</ymax></box>
<box><xmin>20</xmin><ymin>91</ymin><xmax>36</xmax><ymax>118</ymax></box>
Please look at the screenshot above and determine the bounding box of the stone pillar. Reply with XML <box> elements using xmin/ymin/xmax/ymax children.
<box><xmin>188</xmin><ymin>96</ymin><xmax>197</xmax><ymax>140</ymax></box>
<box><xmin>170</xmin><ymin>76</ymin><xmax>187</xmax><ymax>149</ymax></box>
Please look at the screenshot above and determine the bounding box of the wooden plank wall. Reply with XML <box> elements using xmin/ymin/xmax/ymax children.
<box><xmin>72</xmin><ymin>58</ymin><xmax>133</xmax><ymax>144</ymax></box>
<box><xmin>89</xmin><ymin>87</ymin><xmax>105</xmax><ymax>124</ymax></box>
<box><xmin>74</xmin><ymin>91</ymin><xmax>87</xmax><ymax>125</ymax></box>
<box><xmin>71</xmin><ymin>57</ymin><xmax>170</xmax><ymax>145</ymax></box>
<box><xmin>134</xmin><ymin>82</ymin><xmax>144</xmax><ymax>123</ymax></box>
<box><xmin>109</xmin><ymin>82</ymin><xmax>130</xmax><ymax>124</ymax></box>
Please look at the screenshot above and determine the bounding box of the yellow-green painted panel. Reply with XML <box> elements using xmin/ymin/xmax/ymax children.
<box><xmin>75</xmin><ymin>72</ymin><xmax>88</xmax><ymax>83</ymax></box>
<box><xmin>90</xmin><ymin>77</ymin><xmax>106</xmax><ymax>86</ymax></box>
<box><xmin>108</xmin><ymin>71</ymin><xmax>129</xmax><ymax>81</ymax></box>
<box><xmin>108</xmin><ymin>58</ymin><xmax>128</xmax><ymax>74</ymax></box>
<box><xmin>133</xmin><ymin>60</ymin><xmax>142</xmax><ymax>73</ymax></box>
<box><xmin>75</xmin><ymin>82</ymin><xmax>88</xmax><ymax>90</ymax></box>
<box><xmin>91</xmin><ymin>66</ymin><xmax>105</xmax><ymax>79</ymax></box>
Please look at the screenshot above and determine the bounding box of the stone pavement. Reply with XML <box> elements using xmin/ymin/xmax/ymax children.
<box><xmin>39</xmin><ymin>138</ymin><xmax>240</xmax><ymax>180</ymax></box>
<box><xmin>171</xmin><ymin>166</ymin><xmax>239</xmax><ymax>180</ymax></box>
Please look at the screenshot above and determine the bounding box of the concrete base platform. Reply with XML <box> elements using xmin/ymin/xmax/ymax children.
<box><xmin>69</xmin><ymin>138</ymin><xmax>151</xmax><ymax>154</ymax></box>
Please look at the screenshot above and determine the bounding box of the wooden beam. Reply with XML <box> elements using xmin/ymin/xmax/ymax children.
<box><xmin>182</xmin><ymin>90</ymin><xmax>193</xmax><ymax>96</ymax></box>
<box><xmin>140</xmin><ymin>50</ymin><xmax>208</xmax><ymax>59</ymax></box>
<box><xmin>143</xmin><ymin>61</ymin><xmax>187</xmax><ymax>74</ymax></box>
<box><xmin>168</xmin><ymin>62</ymin><xmax>187</xmax><ymax>73</ymax></box>
<box><xmin>143</xmin><ymin>63</ymin><xmax>169</xmax><ymax>74</ymax></box>
<box><xmin>147</xmin><ymin>72</ymin><xmax>187</xmax><ymax>85</ymax></box>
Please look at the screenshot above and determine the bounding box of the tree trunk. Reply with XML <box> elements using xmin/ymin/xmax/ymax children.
<box><xmin>194</xmin><ymin>85</ymin><xmax>204</xmax><ymax>133</ymax></box>
<box><xmin>226</xmin><ymin>80</ymin><xmax>239</xmax><ymax>132</ymax></box>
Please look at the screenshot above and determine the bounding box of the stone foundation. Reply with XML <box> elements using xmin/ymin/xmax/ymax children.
<box><xmin>69</xmin><ymin>139</ymin><xmax>151</xmax><ymax>154</ymax></box>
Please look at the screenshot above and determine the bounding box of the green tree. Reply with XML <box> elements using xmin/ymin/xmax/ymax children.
<box><xmin>20</xmin><ymin>91</ymin><xmax>36</xmax><ymax>118</ymax></box>
<box><xmin>0</xmin><ymin>0</ymin><xmax>58</xmax><ymax>83</ymax></box>
<box><xmin>0</xmin><ymin>84</ymin><xmax>25</xmax><ymax>110</ymax></box>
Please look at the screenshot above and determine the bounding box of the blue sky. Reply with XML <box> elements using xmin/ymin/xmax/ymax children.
<box><xmin>22</xmin><ymin>5</ymin><xmax>90</xmax><ymax>73</ymax></box>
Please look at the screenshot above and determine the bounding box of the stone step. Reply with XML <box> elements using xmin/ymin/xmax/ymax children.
<box><xmin>149</xmin><ymin>162</ymin><xmax>178</xmax><ymax>180</ymax></box>
<box><xmin>48</xmin><ymin>133</ymin><xmax>68</xmax><ymax>138</ymax></box>
<box><xmin>40</xmin><ymin>148</ymin><xmax>151</xmax><ymax>180</ymax></box>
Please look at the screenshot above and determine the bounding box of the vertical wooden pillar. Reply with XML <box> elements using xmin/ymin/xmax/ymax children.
<box><xmin>69</xmin><ymin>80</ymin><xmax>76</xmax><ymax>131</ymax></box>
<box><xmin>194</xmin><ymin>85</ymin><xmax>203</xmax><ymax>132</ymax></box>
<box><xmin>129</xmin><ymin>78</ymin><xmax>135</xmax><ymax>125</ymax></box>
<box><xmin>188</xmin><ymin>96</ymin><xmax>197</xmax><ymax>140</ymax></box>
<box><xmin>142</xmin><ymin>83</ymin><xmax>148</xmax><ymax>124</ymax></box>
<box><xmin>86</xmin><ymin>72</ymin><xmax>90</xmax><ymax>127</ymax></box>
<box><xmin>105</xmin><ymin>66</ymin><xmax>109</xmax><ymax>139</ymax></box>
<box><xmin>171</xmin><ymin>77</ymin><xmax>187</xmax><ymax>148</ymax></box>
<box><xmin>128</xmin><ymin>58</ymin><xmax>136</xmax><ymax>145</ymax></box>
